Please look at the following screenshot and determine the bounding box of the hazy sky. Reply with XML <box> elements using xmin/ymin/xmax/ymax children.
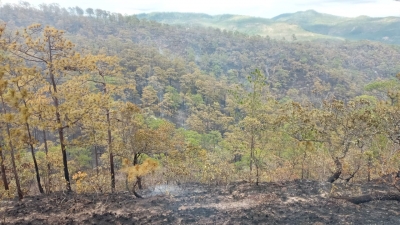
<box><xmin>1</xmin><ymin>0</ymin><xmax>399</xmax><ymax>18</ymax></box>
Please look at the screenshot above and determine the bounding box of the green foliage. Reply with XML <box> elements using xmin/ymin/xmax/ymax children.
<box><xmin>67</xmin><ymin>147</ymin><xmax>92</xmax><ymax>172</ymax></box>
<box><xmin>177</xmin><ymin>128</ymin><xmax>202</xmax><ymax>146</ymax></box>
<box><xmin>201</xmin><ymin>130</ymin><xmax>222</xmax><ymax>150</ymax></box>
<box><xmin>190</xmin><ymin>94</ymin><xmax>204</xmax><ymax>106</ymax></box>
<box><xmin>354</xmin><ymin>95</ymin><xmax>378</xmax><ymax>105</ymax></box>
<box><xmin>365</xmin><ymin>79</ymin><xmax>399</xmax><ymax>92</ymax></box>
<box><xmin>146</xmin><ymin>117</ymin><xmax>167</xmax><ymax>129</ymax></box>
<box><xmin>165</xmin><ymin>86</ymin><xmax>181</xmax><ymax>109</ymax></box>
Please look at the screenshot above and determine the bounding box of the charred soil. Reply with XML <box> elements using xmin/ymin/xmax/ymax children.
<box><xmin>1</xmin><ymin>180</ymin><xmax>400</xmax><ymax>224</ymax></box>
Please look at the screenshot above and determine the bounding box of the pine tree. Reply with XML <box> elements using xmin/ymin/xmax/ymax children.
<box><xmin>5</xmin><ymin>60</ymin><xmax>44</xmax><ymax>194</ymax></box>
<box><xmin>85</xmin><ymin>55</ymin><xmax>126</xmax><ymax>192</ymax></box>
<box><xmin>0</xmin><ymin>24</ymin><xmax>10</xmax><ymax>192</ymax></box>
<box><xmin>0</xmin><ymin>73</ymin><xmax>23</xmax><ymax>200</ymax></box>
<box><xmin>233</xmin><ymin>69</ymin><xmax>269</xmax><ymax>184</ymax></box>
<box><xmin>8</xmin><ymin>24</ymin><xmax>92</xmax><ymax>192</ymax></box>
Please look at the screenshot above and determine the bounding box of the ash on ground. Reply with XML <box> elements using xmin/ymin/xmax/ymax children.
<box><xmin>1</xmin><ymin>180</ymin><xmax>400</xmax><ymax>224</ymax></box>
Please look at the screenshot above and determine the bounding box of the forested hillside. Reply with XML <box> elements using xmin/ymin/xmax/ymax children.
<box><xmin>0</xmin><ymin>2</ymin><xmax>400</xmax><ymax>205</ymax></box>
<box><xmin>272</xmin><ymin>10</ymin><xmax>400</xmax><ymax>44</ymax></box>
<box><xmin>139</xmin><ymin>10</ymin><xmax>400</xmax><ymax>45</ymax></box>
<box><xmin>136</xmin><ymin>12</ymin><xmax>338</xmax><ymax>41</ymax></box>
<box><xmin>2</xmin><ymin>3</ymin><xmax>400</xmax><ymax>99</ymax></box>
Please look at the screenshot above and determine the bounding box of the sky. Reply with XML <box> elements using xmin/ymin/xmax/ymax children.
<box><xmin>1</xmin><ymin>0</ymin><xmax>399</xmax><ymax>18</ymax></box>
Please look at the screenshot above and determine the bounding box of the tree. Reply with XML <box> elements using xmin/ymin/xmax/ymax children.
<box><xmin>8</xmin><ymin>24</ymin><xmax>92</xmax><ymax>192</ymax></box>
<box><xmin>142</xmin><ymin>85</ymin><xmax>159</xmax><ymax>112</ymax></box>
<box><xmin>95</xmin><ymin>9</ymin><xmax>104</xmax><ymax>20</ymax></box>
<box><xmin>0</xmin><ymin>71</ymin><xmax>23</xmax><ymax>200</ymax></box>
<box><xmin>85</xmin><ymin>8</ymin><xmax>94</xmax><ymax>17</ymax></box>
<box><xmin>117</xmin><ymin>103</ymin><xmax>176</xmax><ymax>190</ymax></box>
<box><xmin>369</xmin><ymin>75</ymin><xmax>400</xmax><ymax>177</ymax></box>
<box><xmin>283</xmin><ymin>98</ymin><xmax>379</xmax><ymax>183</ymax></box>
<box><xmin>75</xmin><ymin>6</ymin><xmax>84</xmax><ymax>16</ymax></box>
<box><xmin>231</xmin><ymin>69</ymin><xmax>273</xmax><ymax>184</ymax></box>
<box><xmin>86</xmin><ymin>54</ymin><xmax>125</xmax><ymax>192</ymax></box>
<box><xmin>0</xmin><ymin>24</ymin><xmax>9</xmax><ymax>192</ymax></box>
<box><xmin>2</xmin><ymin>56</ymin><xmax>44</xmax><ymax>194</ymax></box>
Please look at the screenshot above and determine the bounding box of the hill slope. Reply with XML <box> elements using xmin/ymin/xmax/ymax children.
<box><xmin>1</xmin><ymin>3</ymin><xmax>400</xmax><ymax>201</ymax></box>
<box><xmin>1</xmin><ymin>4</ymin><xmax>400</xmax><ymax>102</ymax></box>
<box><xmin>138</xmin><ymin>11</ymin><xmax>400</xmax><ymax>44</ymax></box>
<box><xmin>272</xmin><ymin>10</ymin><xmax>400</xmax><ymax>44</ymax></box>
<box><xmin>136</xmin><ymin>12</ymin><xmax>341</xmax><ymax>41</ymax></box>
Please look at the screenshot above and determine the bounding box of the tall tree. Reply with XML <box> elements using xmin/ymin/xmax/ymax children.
<box><xmin>0</xmin><ymin>24</ymin><xmax>10</xmax><ymax>192</ymax></box>
<box><xmin>75</xmin><ymin>6</ymin><xmax>84</xmax><ymax>16</ymax></box>
<box><xmin>0</xmin><ymin>72</ymin><xmax>23</xmax><ymax>200</ymax></box>
<box><xmin>2</xmin><ymin>57</ymin><xmax>44</xmax><ymax>193</ymax></box>
<box><xmin>117</xmin><ymin>103</ymin><xmax>176</xmax><ymax>190</ymax></box>
<box><xmin>86</xmin><ymin>55</ymin><xmax>125</xmax><ymax>192</ymax></box>
<box><xmin>8</xmin><ymin>24</ymin><xmax>90</xmax><ymax>192</ymax></box>
<box><xmin>85</xmin><ymin>8</ymin><xmax>94</xmax><ymax>17</ymax></box>
<box><xmin>232</xmin><ymin>69</ymin><xmax>270</xmax><ymax>184</ymax></box>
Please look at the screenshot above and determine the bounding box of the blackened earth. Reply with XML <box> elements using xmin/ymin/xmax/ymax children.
<box><xmin>1</xmin><ymin>180</ymin><xmax>400</xmax><ymax>224</ymax></box>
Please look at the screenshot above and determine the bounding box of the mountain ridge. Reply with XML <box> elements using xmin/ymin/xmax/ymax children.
<box><xmin>137</xmin><ymin>10</ymin><xmax>400</xmax><ymax>44</ymax></box>
<box><xmin>136</xmin><ymin>11</ymin><xmax>340</xmax><ymax>41</ymax></box>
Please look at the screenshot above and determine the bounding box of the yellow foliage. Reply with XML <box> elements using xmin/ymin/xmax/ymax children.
<box><xmin>72</xmin><ymin>171</ymin><xmax>88</xmax><ymax>194</ymax></box>
<box><xmin>72</xmin><ymin>171</ymin><xmax>87</xmax><ymax>181</ymax></box>
<box><xmin>3</xmin><ymin>113</ymin><xmax>14</xmax><ymax>122</ymax></box>
<box><xmin>70</xmin><ymin>170</ymin><xmax>112</xmax><ymax>194</ymax></box>
<box><xmin>121</xmin><ymin>158</ymin><xmax>159</xmax><ymax>183</ymax></box>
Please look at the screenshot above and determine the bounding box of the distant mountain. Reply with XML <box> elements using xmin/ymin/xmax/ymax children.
<box><xmin>272</xmin><ymin>10</ymin><xmax>346</xmax><ymax>25</ymax></box>
<box><xmin>272</xmin><ymin>10</ymin><xmax>400</xmax><ymax>44</ymax></box>
<box><xmin>137</xmin><ymin>11</ymin><xmax>400</xmax><ymax>44</ymax></box>
<box><xmin>136</xmin><ymin>12</ymin><xmax>341</xmax><ymax>41</ymax></box>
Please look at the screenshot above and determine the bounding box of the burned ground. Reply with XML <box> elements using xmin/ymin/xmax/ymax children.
<box><xmin>1</xmin><ymin>180</ymin><xmax>400</xmax><ymax>224</ymax></box>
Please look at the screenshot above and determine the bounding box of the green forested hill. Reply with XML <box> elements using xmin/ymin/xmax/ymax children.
<box><xmin>138</xmin><ymin>10</ymin><xmax>400</xmax><ymax>44</ymax></box>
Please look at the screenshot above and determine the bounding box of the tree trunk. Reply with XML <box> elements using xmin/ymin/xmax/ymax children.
<box><xmin>1</xmin><ymin>97</ymin><xmax>23</xmax><ymax>200</ymax></box>
<box><xmin>58</xmin><ymin>114</ymin><xmax>71</xmax><ymax>192</ymax></box>
<box><xmin>301</xmin><ymin>151</ymin><xmax>307</xmax><ymax>180</ymax></box>
<box><xmin>94</xmin><ymin>145</ymin><xmax>99</xmax><ymax>176</ymax></box>
<box><xmin>17</xmin><ymin>86</ymin><xmax>44</xmax><ymax>194</ymax></box>
<box><xmin>26</xmin><ymin>123</ymin><xmax>44</xmax><ymax>194</ymax></box>
<box><xmin>255</xmin><ymin>163</ymin><xmax>260</xmax><ymax>186</ymax></box>
<box><xmin>327</xmin><ymin>158</ymin><xmax>342</xmax><ymax>183</ymax></box>
<box><xmin>250</xmin><ymin>136</ymin><xmax>254</xmax><ymax>172</ymax></box>
<box><xmin>101</xmin><ymin>78</ymin><xmax>115</xmax><ymax>193</ymax></box>
<box><xmin>133</xmin><ymin>189</ymin><xmax>143</xmax><ymax>198</ymax></box>
<box><xmin>48</xmin><ymin>38</ymin><xmax>71</xmax><ymax>192</ymax></box>
<box><xmin>367</xmin><ymin>156</ymin><xmax>372</xmax><ymax>182</ymax></box>
<box><xmin>106</xmin><ymin>108</ymin><xmax>115</xmax><ymax>193</ymax></box>
<box><xmin>7</xmin><ymin>124</ymin><xmax>23</xmax><ymax>200</ymax></box>
<box><xmin>125</xmin><ymin>174</ymin><xmax>131</xmax><ymax>193</ymax></box>
<box><xmin>0</xmin><ymin>148</ymin><xmax>9</xmax><ymax>191</ymax></box>
<box><xmin>344</xmin><ymin>165</ymin><xmax>360</xmax><ymax>183</ymax></box>
<box><xmin>136</xmin><ymin>177</ymin><xmax>143</xmax><ymax>190</ymax></box>
<box><xmin>132</xmin><ymin>177</ymin><xmax>143</xmax><ymax>199</ymax></box>
<box><xmin>42</xmin><ymin>129</ymin><xmax>51</xmax><ymax>194</ymax></box>
<box><xmin>250</xmin><ymin>134</ymin><xmax>254</xmax><ymax>183</ymax></box>
<box><xmin>133</xmin><ymin>153</ymin><xmax>142</xmax><ymax>189</ymax></box>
